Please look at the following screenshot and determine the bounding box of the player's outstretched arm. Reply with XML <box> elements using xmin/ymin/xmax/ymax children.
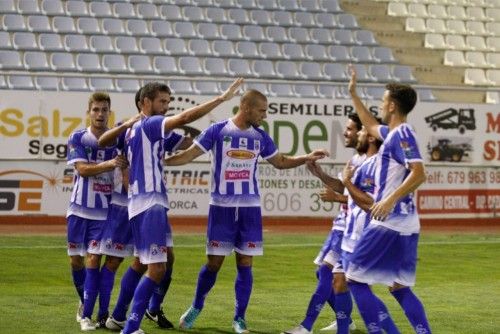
<box><xmin>164</xmin><ymin>144</ymin><xmax>205</xmax><ymax>166</ymax></box>
<box><xmin>164</xmin><ymin>78</ymin><xmax>244</xmax><ymax>131</ymax></box>
<box><xmin>267</xmin><ymin>149</ymin><xmax>329</xmax><ymax>170</ymax></box>
<box><xmin>348</xmin><ymin>65</ymin><xmax>381</xmax><ymax>140</ymax></box>
<box><xmin>371</xmin><ymin>161</ymin><xmax>426</xmax><ymax>220</ymax></box>
<box><xmin>98</xmin><ymin>113</ymin><xmax>142</xmax><ymax>147</ymax></box>
<box><xmin>75</xmin><ymin>155</ymin><xmax>128</xmax><ymax>177</ymax></box>
<box><xmin>342</xmin><ymin>162</ymin><xmax>373</xmax><ymax>212</ymax></box>
<box><xmin>306</xmin><ymin>160</ymin><xmax>344</xmax><ymax>193</ymax></box>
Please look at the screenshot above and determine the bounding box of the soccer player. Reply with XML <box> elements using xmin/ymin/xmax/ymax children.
<box><xmin>345</xmin><ymin>65</ymin><xmax>432</xmax><ymax>334</ymax></box>
<box><xmin>281</xmin><ymin>114</ymin><xmax>366</xmax><ymax>334</ymax></box>
<box><xmin>99</xmin><ymin>88</ymin><xmax>192</xmax><ymax>331</ymax></box>
<box><xmin>165</xmin><ymin>89</ymin><xmax>329</xmax><ymax>334</ymax></box>
<box><xmin>66</xmin><ymin>92</ymin><xmax>128</xmax><ymax>331</ymax></box>
<box><xmin>99</xmin><ymin>78</ymin><xmax>243</xmax><ymax>334</ymax></box>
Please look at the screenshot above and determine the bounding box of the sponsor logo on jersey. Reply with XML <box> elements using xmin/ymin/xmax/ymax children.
<box><xmin>225</xmin><ymin>170</ymin><xmax>250</xmax><ymax>180</ymax></box>
<box><xmin>226</xmin><ymin>150</ymin><xmax>255</xmax><ymax>160</ymax></box>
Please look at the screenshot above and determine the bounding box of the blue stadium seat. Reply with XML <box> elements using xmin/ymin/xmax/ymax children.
<box><xmin>183</xmin><ymin>6</ymin><xmax>206</xmax><ymax>22</ymax></box>
<box><xmin>76</xmin><ymin>54</ymin><xmax>101</xmax><ymax>72</ymax></box>
<box><xmin>194</xmin><ymin>81</ymin><xmax>220</xmax><ymax>95</ymax></box>
<box><xmin>260</xmin><ymin>42</ymin><xmax>283</xmax><ymax>59</ymax></box>
<box><xmin>89</xmin><ymin>2</ymin><xmax>113</xmax><ymax>18</ymax></box>
<box><xmin>213</xmin><ymin>40</ymin><xmax>237</xmax><ymax>57</ymax></box>
<box><xmin>204</xmin><ymin>57</ymin><xmax>229</xmax><ymax>76</ymax></box>
<box><xmin>179</xmin><ymin>56</ymin><xmax>205</xmax><ymax>75</ymax></box>
<box><xmin>66</xmin><ymin>1</ymin><xmax>89</xmax><ymax>16</ymax></box>
<box><xmin>61</xmin><ymin>77</ymin><xmax>88</xmax><ymax>91</ymax></box>
<box><xmin>250</xmin><ymin>10</ymin><xmax>273</xmax><ymax>25</ymax></box>
<box><xmin>305</xmin><ymin>44</ymin><xmax>329</xmax><ymax>61</ymax></box>
<box><xmin>150</xmin><ymin>20</ymin><xmax>174</xmax><ymax>38</ymax></box>
<box><xmin>295</xmin><ymin>83</ymin><xmax>320</xmax><ymax>98</ymax></box>
<box><xmin>282</xmin><ymin>43</ymin><xmax>306</xmax><ymax>60</ymax></box>
<box><xmin>197</xmin><ymin>23</ymin><xmax>220</xmax><ymax>39</ymax></box>
<box><xmin>41</xmin><ymin>0</ymin><xmax>65</xmax><ymax>16</ymax></box>
<box><xmin>50</xmin><ymin>53</ymin><xmax>76</xmax><ymax>71</ymax></box>
<box><xmin>24</xmin><ymin>51</ymin><xmax>50</xmax><ymax>71</ymax></box>
<box><xmin>140</xmin><ymin>37</ymin><xmax>164</xmax><ymax>55</ymax></box>
<box><xmin>8</xmin><ymin>75</ymin><xmax>34</xmax><ymax>90</ymax></box>
<box><xmin>253</xmin><ymin>60</ymin><xmax>276</xmax><ymax>78</ymax></box>
<box><xmin>227</xmin><ymin>58</ymin><xmax>254</xmax><ymax>77</ymax></box>
<box><xmin>35</xmin><ymin>76</ymin><xmax>59</xmax><ymax>91</ymax></box>
<box><xmin>242</xmin><ymin>25</ymin><xmax>267</xmax><ymax>42</ymax></box>
<box><xmin>205</xmin><ymin>7</ymin><xmax>226</xmax><ymax>23</ymax></box>
<box><xmin>13</xmin><ymin>32</ymin><xmax>38</xmax><ymax>50</ymax></box>
<box><xmin>113</xmin><ymin>2</ymin><xmax>136</xmax><ymax>19</ymax></box>
<box><xmin>53</xmin><ymin>16</ymin><xmax>77</xmax><ymax>34</ymax></box>
<box><xmin>102</xmin><ymin>18</ymin><xmax>125</xmax><ymax>35</ymax></box>
<box><xmin>27</xmin><ymin>15</ymin><xmax>51</xmax><ymax>32</ymax></box>
<box><xmin>64</xmin><ymin>34</ymin><xmax>88</xmax><ymax>52</ymax></box>
<box><xmin>169</xmin><ymin>80</ymin><xmax>194</xmax><ymax>94</ymax></box>
<box><xmin>3</xmin><ymin>14</ymin><xmax>28</xmax><ymax>31</ymax></box>
<box><xmin>164</xmin><ymin>38</ymin><xmax>189</xmax><ymax>55</ymax></box>
<box><xmin>116</xmin><ymin>78</ymin><xmax>141</xmax><ymax>93</ymax></box>
<box><xmin>115</xmin><ymin>36</ymin><xmax>139</xmax><ymax>54</ymax></box>
<box><xmin>153</xmin><ymin>56</ymin><xmax>180</xmax><ymax>75</ymax></box>
<box><xmin>276</xmin><ymin>60</ymin><xmax>302</xmax><ymax>79</ymax></box>
<box><xmin>300</xmin><ymin>62</ymin><xmax>324</xmax><ymax>80</ymax></box>
<box><xmin>236</xmin><ymin>41</ymin><xmax>259</xmax><ymax>58</ymax></box>
<box><xmin>89</xmin><ymin>78</ymin><xmax>115</xmax><ymax>92</ymax></box>
<box><xmin>188</xmin><ymin>39</ymin><xmax>212</xmax><ymax>56</ymax></box>
<box><xmin>269</xmin><ymin>83</ymin><xmax>295</xmax><ymax>97</ymax></box>
<box><xmin>127</xmin><ymin>19</ymin><xmax>150</xmax><ymax>36</ymax></box>
<box><xmin>0</xmin><ymin>50</ymin><xmax>23</xmax><ymax>70</ymax></box>
<box><xmin>273</xmin><ymin>11</ymin><xmax>294</xmax><ymax>26</ymax></box>
<box><xmin>137</xmin><ymin>3</ymin><xmax>159</xmax><ymax>19</ymax></box>
<box><xmin>102</xmin><ymin>54</ymin><xmax>127</xmax><ymax>73</ymax></box>
<box><xmin>0</xmin><ymin>32</ymin><xmax>12</xmax><ymax>49</ymax></box>
<box><xmin>39</xmin><ymin>33</ymin><xmax>64</xmax><ymax>51</ymax></box>
<box><xmin>221</xmin><ymin>24</ymin><xmax>244</xmax><ymax>40</ymax></box>
<box><xmin>129</xmin><ymin>55</ymin><xmax>154</xmax><ymax>74</ymax></box>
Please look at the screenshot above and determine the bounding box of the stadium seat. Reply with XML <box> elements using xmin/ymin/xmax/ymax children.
<box><xmin>213</xmin><ymin>40</ymin><xmax>237</xmax><ymax>57</ymax></box>
<box><xmin>243</xmin><ymin>25</ymin><xmax>267</xmax><ymax>42</ymax></box>
<box><xmin>321</xmin><ymin>0</ymin><xmax>341</xmax><ymax>13</ymax></box>
<box><xmin>127</xmin><ymin>19</ymin><xmax>150</xmax><ymax>36</ymax></box>
<box><xmin>116</xmin><ymin>36</ymin><xmax>139</xmax><ymax>54</ymax></box>
<box><xmin>188</xmin><ymin>39</ymin><xmax>212</xmax><ymax>56</ymax></box>
<box><xmin>3</xmin><ymin>14</ymin><xmax>27</xmax><ymax>31</ymax></box>
<box><xmin>256</xmin><ymin>0</ymin><xmax>279</xmax><ymax>10</ymax></box>
<box><xmin>129</xmin><ymin>55</ymin><xmax>154</xmax><ymax>74</ymax></box>
<box><xmin>467</xmin><ymin>36</ymin><xmax>488</xmax><ymax>51</ymax></box>
<box><xmin>35</xmin><ymin>76</ymin><xmax>59</xmax><ymax>90</ymax></box>
<box><xmin>278</xmin><ymin>0</ymin><xmax>300</xmax><ymax>11</ymax></box>
<box><xmin>0</xmin><ymin>0</ymin><xmax>16</xmax><ymax>14</ymax></box>
<box><xmin>153</xmin><ymin>56</ymin><xmax>180</xmax><ymax>75</ymax></box>
<box><xmin>250</xmin><ymin>9</ymin><xmax>272</xmax><ymax>25</ymax></box>
<box><xmin>317</xmin><ymin>84</ymin><xmax>335</xmax><ymax>98</ymax></box>
<box><xmin>204</xmin><ymin>57</ymin><xmax>229</xmax><ymax>76</ymax></box>
<box><xmin>0</xmin><ymin>32</ymin><xmax>12</xmax><ymax>49</ymax></box>
<box><xmin>351</xmin><ymin>46</ymin><xmax>373</xmax><ymax>63</ymax></box>
<box><xmin>486</xmin><ymin>22</ymin><xmax>500</xmax><ymax>36</ymax></box>
<box><xmin>0</xmin><ymin>50</ymin><xmax>23</xmax><ymax>70</ymax></box>
<box><xmin>61</xmin><ymin>77</ymin><xmax>88</xmax><ymax>91</ymax></box>
<box><xmin>427</xmin><ymin>5</ymin><xmax>448</xmax><ymax>19</ymax></box>
<box><xmin>194</xmin><ymin>81</ymin><xmax>220</xmax><ymax>95</ymax></box>
<box><xmin>369</xmin><ymin>64</ymin><xmax>393</xmax><ymax>82</ymax></box>
<box><xmin>237</xmin><ymin>0</ymin><xmax>258</xmax><ymax>9</ymax></box>
<box><xmin>467</xmin><ymin>7</ymin><xmax>486</xmax><ymax>21</ymax></box>
<box><xmin>444</xmin><ymin>50</ymin><xmax>467</xmax><ymax>66</ymax></box>
<box><xmin>355</xmin><ymin>30</ymin><xmax>378</xmax><ymax>46</ymax></box>
<box><xmin>282</xmin><ymin>43</ymin><xmax>306</xmax><ymax>60</ymax></box>
<box><xmin>365</xmin><ymin>86</ymin><xmax>386</xmax><ymax>100</ymax></box>
<box><xmin>150</xmin><ymin>21</ymin><xmax>174</xmax><ymax>38</ymax></box>
<box><xmin>253</xmin><ymin>60</ymin><xmax>276</xmax><ymax>78</ymax></box>
<box><xmin>332</xmin><ymin>29</ymin><xmax>355</xmax><ymax>45</ymax></box>
<box><xmin>7</xmin><ymin>75</ymin><xmax>34</xmax><ymax>90</ymax></box>
<box><xmin>12</xmin><ymin>32</ymin><xmax>38</xmax><ymax>50</ymax></box>
<box><xmin>294</xmin><ymin>12</ymin><xmax>315</xmax><ymax>27</ymax></box>
<box><xmin>466</xmin><ymin>51</ymin><xmax>488</xmax><ymax>67</ymax></box>
<box><xmin>227</xmin><ymin>58</ymin><xmax>253</xmax><ymax>77</ymax></box>
<box><xmin>27</xmin><ymin>15</ymin><xmax>51</xmax><ymax>32</ymax></box>
<box><xmin>88</xmin><ymin>2</ymin><xmax>113</xmax><ymax>18</ymax></box>
<box><xmin>102</xmin><ymin>54</ymin><xmax>127</xmax><ymax>73</ymax></box>
<box><xmin>486</xmin><ymin>37</ymin><xmax>500</xmax><ymax>52</ymax></box>
<box><xmin>273</xmin><ymin>11</ymin><xmax>294</xmax><ymax>26</ymax></box>
<box><xmin>53</xmin><ymin>16</ymin><xmax>77</xmax><ymax>34</ymax></box>
<box><xmin>221</xmin><ymin>24</ymin><xmax>244</xmax><ymax>40</ymax></box>
<box><xmin>183</xmin><ymin>6</ymin><xmax>205</xmax><ymax>22</ymax></box>
<box><xmin>447</xmin><ymin>20</ymin><xmax>467</xmax><ymax>35</ymax></box>
<box><xmin>39</xmin><ymin>33</ymin><xmax>64</xmax><ymax>51</ymax></box>
<box><xmin>311</xmin><ymin>28</ymin><xmax>333</xmax><ymax>44</ymax></box>
<box><xmin>486</xmin><ymin>52</ymin><xmax>500</xmax><ymax>67</ymax></box>
<box><xmin>300</xmin><ymin>0</ymin><xmax>322</xmax><ymax>13</ymax></box>
<box><xmin>197</xmin><ymin>23</ymin><xmax>220</xmax><ymax>40</ymax></box>
<box><xmin>236</xmin><ymin>41</ymin><xmax>259</xmax><ymax>58</ymax></box>
<box><xmin>90</xmin><ymin>35</ymin><xmax>114</xmax><ymax>53</ymax></box>
<box><xmin>41</xmin><ymin>0</ymin><xmax>65</xmax><ymax>16</ymax></box>
<box><xmin>324</xmin><ymin>63</ymin><xmax>348</xmax><ymax>81</ymax></box>
<box><xmin>66</xmin><ymin>1</ymin><xmax>89</xmax><ymax>16</ymax></box>
<box><xmin>164</xmin><ymin>38</ymin><xmax>189</xmax><ymax>55</ymax></box>
<box><xmin>446</xmin><ymin>34</ymin><xmax>468</xmax><ymax>50</ymax></box>
<box><xmin>300</xmin><ymin>62</ymin><xmax>324</xmax><ymax>80</ymax></box>
<box><xmin>427</xmin><ymin>19</ymin><xmax>447</xmax><ymax>34</ymax></box>
<box><xmin>408</xmin><ymin>4</ymin><xmax>428</xmax><ymax>18</ymax></box>
<box><xmin>486</xmin><ymin>69</ymin><xmax>500</xmax><ymax>85</ymax></box>
<box><xmin>206</xmin><ymin>7</ymin><xmax>227</xmax><ymax>23</ymax></box>
<box><xmin>464</xmin><ymin>68</ymin><xmax>489</xmax><ymax>85</ymax></box>
<box><xmin>447</xmin><ymin>6</ymin><xmax>467</xmax><ymax>20</ymax></box>
<box><xmin>161</xmin><ymin>5</ymin><xmax>182</xmax><ymax>21</ymax></box>
<box><xmin>328</xmin><ymin>45</ymin><xmax>351</xmax><ymax>62</ymax></box>
<box><xmin>316</xmin><ymin>13</ymin><xmax>337</xmax><ymax>28</ymax></box>
<box><xmin>260</xmin><ymin>42</ymin><xmax>283</xmax><ymax>59</ymax></box>
<box><xmin>179</xmin><ymin>56</ymin><xmax>204</xmax><ymax>75</ymax></box>
<box><xmin>305</xmin><ymin>44</ymin><xmax>329</xmax><ymax>61</ymax></box>
<box><xmin>406</xmin><ymin>18</ymin><xmax>427</xmax><ymax>33</ymax></box>
<box><xmin>467</xmin><ymin>21</ymin><xmax>487</xmax><ymax>36</ymax></box>
<box><xmin>350</xmin><ymin>64</ymin><xmax>373</xmax><ymax>82</ymax></box>
<box><xmin>275</xmin><ymin>61</ymin><xmax>302</xmax><ymax>80</ymax></box>
<box><xmin>116</xmin><ymin>78</ymin><xmax>141</xmax><ymax>93</ymax></box>
<box><xmin>372</xmin><ymin>46</ymin><xmax>397</xmax><ymax>63</ymax></box>
<box><xmin>388</xmin><ymin>2</ymin><xmax>407</xmax><ymax>17</ymax></box>
<box><xmin>113</xmin><ymin>2</ymin><xmax>136</xmax><ymax>19</ymax></box>
<box><xmin>137</xmin><ymin>3</ymin><xmax>159</xmax><ymax>19</ymax></box>
<box><xmin>269</xmin><ymin>83</ymin><xmax>295</xmax><ymax>97</ymax></box>
<box><xmin>102</xmin><ymin>18</ymin><xmax>125</xmax><ymax>35</ymax></box>
<box><xmin>24</xmin><ymin>51</ymin><xmax>50</xmax><ymax>71</ymax></box>
<box><xmin>228</xmin><ymin>8</ymin><xmax>251</xmax><ymax>24</ymax></box>
<box><xmin>418</xmin><ymin>88</ymin><xmax>437</xmax><ymax>102</ymax></box>
<box><xmin>245</xmin><ymin>81</ymin><xmax>270</xmax><ymax>95</ymax></box>
<box><xmin>392</xmin><ymin>65</ymin><xmax>417</xmax><ymax>83</ymax></box>
<box><xmin>289</xmin><ymin>27</ymin><xmax>310</xmax><ymax>43</ymax></box>
<box><xmin>294</xmin><ymin>83</ymin><xmax>319</xmax><ymax>98</ymax></box>
<box><xmin>140</xmin><ymin>37</ymin><xmax>164</xmax><ymax>55</ymax></box>
<box><xmin>64</xmin><ymin>34</ymin><xmax>88</xmax><ymax>52</ymax></box>
<box><xmin>337</xmin><ymin>14</ymin><xmax>359</xmax><ymax>29</ymax></box>
<box><xmin>89</xmin><ymin>78</ymin><xmax>115</xmax><ymax>91</ymax></box>
<box><xmin>50</xmin><ymin>53</ymin><xmax>76</xmax><ymax>71</ymax></box>
<box><xmin>174</xmin><ymin>22</ymin><xmax>197</xmax><ymax>38</ymax></box>
<box><xmin>76</xmin><ymin>54</ymin><xmax>101</xmax><ymax>72</ymax></box>
<box><xmin>266</xmin><ymin>26</ymin><xmax>289</xmax><ymax>42</ymax></box>
<box><xmin>169</xmin><ymin>80</ymin><xmax>194</xmax><ymax>94</ymax></box>
<box><xmin>485</xmin><ymin>8</ymin><xmax>500</xmax><ymax>22</ymax></box>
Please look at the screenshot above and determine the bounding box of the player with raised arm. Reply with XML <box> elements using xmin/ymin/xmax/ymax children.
<box><xmin>165</xmin><ymin>89</ymin><xmax>328</xmax><ymax>334</ymax></box>
<box><xmin>346</xmin><ymin>65</ymin><xmax>432</xmax><ymax>334</ymax></box>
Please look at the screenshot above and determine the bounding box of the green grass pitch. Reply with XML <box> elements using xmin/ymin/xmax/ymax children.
<box><xmin>0</xmin><ymin>232</ymin><xmax>499</xmax><ymax>334</ymax></box>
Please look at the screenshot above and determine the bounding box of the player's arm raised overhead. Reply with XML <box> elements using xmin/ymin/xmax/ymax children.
<box><xmin>371</xmin><ymin>161</ymin><xmax>426</xmax><ymax>220</ymax></box>
<box><xmin>266</xmin><ymin>149</ymin><xmax>329</xmax><ymax>170</ymax></box>
<box><xmin>305</xmin><ymin>160</ymin><xmax>344</xmax><ymax>193</ymax></box>
<box><xmin>164</xmin><ymin>78</ymin><xmax>244</xmax><ymax>131</ymax></box>
<box><xmin>164</xmin><ymin>144</ymin><xmax>205</xmax><ymax>166</ymax></box>
<box><xmin>98</xmin><ymin>113</ymin><xmax>142</xmax><ymax>147</ymax></box>
<box><xmin>348</xmin><ymin>65</ymin><xmax>381</xmax><ymax>140</ymax></box>
<box><xmin>74</xmin><ymin>155</ymin><xmax>128</xmax><ymax>177</ymax></box>
<box><xmin>341</xmin><ymin>162</ymin><xmax>373</xmax><ymax>212</ymax></box>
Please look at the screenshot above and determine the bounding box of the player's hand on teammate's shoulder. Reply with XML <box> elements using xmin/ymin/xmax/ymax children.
<box><xmin>219</xmin><ymin>77</ymin><xmax>244</xmax><ymax>101</ymax></box>
<box><xmin>124</xmin><ymin>113</ymin><xmax>143</xmax><ymax>128</ymax></box>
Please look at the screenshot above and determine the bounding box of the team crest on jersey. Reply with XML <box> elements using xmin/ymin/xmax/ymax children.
<box><xmin>223</xmin><ymin>136</ymin><xmax>232</xmax><ymax>146</ymax></box>
<box><xmin>239</xmin><ymin>137</ymin><xmax>248</xmax><ymax>148</ymax></box>
<box><xmin>254</xmin><ymin>140</ymin><xmax>260</xmax><ymax>151</ymax></box>
<box><xmin>400</xmin><ymin>141</ymin><xmax>413</xmax><ymax>159</ymax></box>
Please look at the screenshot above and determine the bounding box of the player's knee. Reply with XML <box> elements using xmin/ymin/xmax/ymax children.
<box><xmin>333</xmin><ymin>273</ymin><xmax>349</xmax><ymax>293</ymax></box>
<box><xmin>70</xmin><ymin>256</ymin><xmax>84</xmax><ymax>270</ymax></box>
<box><xmin>104</xmin><ymin>256</ymin><xmax>124</xmax><ymax>272</ymax></box>
<box><xmin>148</xmin><ymin>262</ymin><xmax>167</xmax><ymax>283</ymax></box>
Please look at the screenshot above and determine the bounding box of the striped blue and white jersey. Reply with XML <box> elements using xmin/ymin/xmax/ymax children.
<box><xmin>67</xmin><ymin>127</ymin><xmax>116</xmax><ymax>220</ymax></box>
<box><xmin>331</xmin><ymin>153</ymin><xmax>366</xmax><ymax>231</ymax></box>
<box><xmin>125</xmin><ymin>115</ymin><xmax>174</xmax><ymax>218</ymax></box>
<box><xmin>372</xmin><ymin>123</ymin><xmax>423</xmax><ymax>233</ymax></box>
<box><xmin>195</xmin><ymin>119</ymin><xmax>278</xmax><ymax>207</ymax></box>
<box><xmin>342</xmin><ymin>154</ymin><xmax>377</xmax><ymax>253</ymax></box>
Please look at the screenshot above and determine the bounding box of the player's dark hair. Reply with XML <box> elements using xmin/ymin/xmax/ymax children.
<box><xmin>385</xmin><ymin>82</ymin><xmax>417</xmax><ymax>116</ymax></box>
<box><xmin>140</xmin><ymin>82</ymin><xmax>171</xmax><ymax>104</ymax></box>
<box><xmin>348</xmin><ymin>113</ymin><xmax>362</xmax><ymax>131</ymax></box>
<box><xmin>135</xmin><ymin>87</ymin><xmax>142</xmax><ymax>112</ymax></box>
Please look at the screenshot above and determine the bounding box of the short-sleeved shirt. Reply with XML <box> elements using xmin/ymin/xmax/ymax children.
<box><xmin>66</xmin><ymin>127</ymin><xmax>116</xmax><ymax>220</ymax></box>
<box><xmin>125</xmin><ymin>115</ymin><xmax>174</xmax><ymax>218</ymax></box>
<box><xmin>195</xmin><ymin>119</ymin><xmax>278</xmax><ymax>207</ymax></box>
<box><xmin>372</xmin><ymin>123</ymin><xmax>423</xmax><ymax>233</ymax></box>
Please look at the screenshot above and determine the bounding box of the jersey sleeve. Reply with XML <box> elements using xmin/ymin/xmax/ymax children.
<box><xmin>144</xmin><ymin>115</ymin><xmax>169</xmax><ymax>143</ymax></box>
<box><xmin>67</xmin><ymin>132</ymin><xmax>88</xmax><ymax>165</ymax></box>
<box><xmin>395</xmin><ymin>124</ymin><xmax>423</xmax><ymax>166</ymax></box>
<box><xmin>163</xmin><ymin>131</ymin><xmax>184</xmax><ymax>153</ymax></box>
<box><xmin>378</xmin><ymin>125</ymin><xmax>390</xmax><ymax>140</ymax></box>
<box><xmin>194</xmin><ymin>124</ymin><xmax>216</xmax><ymax>153</ymax></box>
<box><xmin>259</xmin><ymin>131</ymin><xmax>278</xmax><ymax>159</ymax></box>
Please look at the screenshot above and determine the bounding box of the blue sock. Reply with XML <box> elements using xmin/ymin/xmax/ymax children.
<box><xmin>82</xmin><ymin>268</ymin><xmax>99</xmax><ymax>319</ymax></box>
<box><xmin>334</xmin><ymin>291</ymin><xmax>353</xmax><ymax>334</ymax></box>
<box><xmin>112</xmin><ymin>267</ymin><xmax>143</xmax><ymax>321</ymax></box>
<box><xmin>326</xmin><ymin>291</ymin><xmax>336</xmax><ymax>312</ymax></box>
<box><xmin>193</xmin><ymin>265</ymin><xmax>218</xmax><ymax>310</ymax></box>
<box><xmin>300</xmin><ymin>264</ymin><xmax>332</xmax><ymax>331</ymax></box>
<box><xmin>98</xmin><ymin>265</ymin><xmax>116</xmax><ymax>319</ymax></box>
<box><xmin>372</xmin><ymin>295</ymin><xmax>400</xmax><ymax>334</ymax></box>
<box><xmin>122</xmin><ymin>276</ymin><xmax>157</xmax><ymax>334</ymax></box>
<box><xmin>234</xmin><ymin>265</ymin><xmax>253</xmax><ymax>320</ymax></box>
<box><xmin>148</xmin><ymin>268</ymin><xmax>172</xmax><ymax>313</ymax></box>
<box><xmin>72</xmin><ymin>268</ymin><xmax>86</xmax><ymax>303</ymax></box>
<box><xmin>347</xmin><ymin>282</ymin><xmax>383</xmax><ymax>334</ymax></box>
<box><xmin>391</xmin><ymin>287</ymin><xmax>432</xmax><ymax>334</ymax></box>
